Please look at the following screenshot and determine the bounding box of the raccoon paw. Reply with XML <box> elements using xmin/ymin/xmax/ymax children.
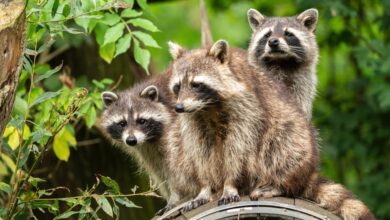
<box><xmin>217</xmin><ymin>193</ymin><xmax>240</xmax><ymax>206</ymax></box>
<box><xmin>182</xmin><ymin>198</ymin><xmax>209</xmax><ymax>212</ymax></box>
<box><xmin>249</xmin><ymin>186</ymin><xmax>282</xmax><ymax>201</ymax></box>
<box><xmin>155</xmin><ymin>204</ymin><xmax>174</xmax><ymax>216</ymax></box>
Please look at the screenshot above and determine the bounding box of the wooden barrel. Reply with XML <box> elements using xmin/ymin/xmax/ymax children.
<box><xmin>153</xmin><ymin>196</ymin><xmax>341</xmax><ymax>220</ymax></box>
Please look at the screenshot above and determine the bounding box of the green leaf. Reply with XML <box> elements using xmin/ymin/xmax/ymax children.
<box><xmin>54</xmin><ymin>211</ymin><xmax>79</xmax><ymax>220</ymax></box>
<box><xmin>1</xmin><ymin>154</ymin><xmax>16</xmax><ymax>173</ymax></box>
<box><xmin>62</xmin><ymin>126</ymin><xmax>77</xmax><ymax>147</ymax></box>
<box><xmin>102</xmin><ymin>13</ymin><xmax>121</xmax><ymax>26</ymax></box>
<box><xmin>8</xmin><ymin>129</ymin><xmax>20</xmax><ymax>150</ymax></box>
<box><xmin>113</xmin><ymin>204</ymin><xmax>120</xmax><ymax>220</ymax></box>
<box><xmin>0</xmin><ymin>182</ymin><xmax>11</xmax><ymax>194</ymax></box>
<box><xmin>99</xmin><ymin>43</ymin><xmax>116</xmax><ymax>63</ymax></box>
<box><xmin>133</xmin><ymin>31</ymin><xmax>159</xmax><ymax>48</ymax></box>
<box><xmin>3</xmin><ymin>126</ymin><xmax>15</xmax><ymax>138</ymax></box>
<box><xmin>104</xmin><ymin>23</ymin><xmax>125</xmax><ymax>46</ymax></box>
<box><xmin>53</xmin><ymin>137</ymin><xmax>70</xmax><ymax>161</ymax></box>
<box><xmin>80</xmin><ymin>0</ymin><xmax>94</xmax><ymax>11</ymax></box>
<box><xmin>127</xmin><ymin>18</ymin><xmax>159</xmax><ymax>32</ymax></box>
<box><xmin>136</xmin><ymin>0</ymin><xmax>148</xmax><ymax>10</ymax></box>
<box><xmin>95</xmin><ymin>23</ymin><xmax>109</xmax><ymax>46</ymax></box>
<box><xmin>101</xmin><ymin>78</ymin><xmax>114</xmax><ymax>85</ymax></box>
<box><xmin>93</xmin><ymin>97</ymin><xmax>103</xmax><ymax>110</ymax></box>
<box><xmin>31</xmin><ymin>200</ymin><xmax>56</xmax><ymax>212</ymax></box>
<box><xmin>51</xmin><ymin>0</ymin><xmax>59</xmax><ymax>17</ymax></box>
<box><xmin>18</xmin><ymin>144</ymin><xmax>30</xmax><ymax>168</ymax></box>
<box><xmin>34</xmin><ymin>63</ymin><xmax>63</xmax><ymax>83</ymax></box>
<box><xmin>62</xmin><ymin>4</ymin><xmax>70</xmax><ymax>17</ymax></box>
<box><xmin>78</xmin><ymin>102</ymin><xmax>91</xmax><ymax>115</ymax></box>
<box><xmin>28</xmin><ymin>177</ymin><xmax>46</xmax><ymax>188</ymax></box>
<box><xmin>37</xmin><ymin>39</ymin><xmax>55</xmax><ymax>53</ymax></box>
<box><xmin>92</xmin><ymin>79</ymin><xmax>105</xmax><ymax>89</ymax></box>
<box><xmin>53</xmin><ymin>130</ymin><xmax>71</xmax><ymax>161</ymax></box>
<box><xmin>31</xmin><ymin>129</ymin><xmax>52</xmax><ymax>143</ymax></box>
<box><xmin>94</xmin><ymin>195</ymin><xmax>113</xmax><ymax>217</ymax></box>
<box><xmin>100</xmin><ymin>175</ymin><xmax>120</xmax><ymax>194</ymax></box>
<box><xmin>115</xmin><ymin>34</ymin><xmax>131</xmax><ymax>57</ymax></box>
<box><xmin>30</xmin><ymin>91</ymin><xmax>61</xmax><ymax>107</ymax></box>
<box><xmin>13</xmin><ymin>96</ymin><xmax>28</xmax><ymax>116</ymax></box>
<box><xmin>133</xmin><ymin>39</ymin><xmax>150</xmax><ymax>74</ymax></box>
<box><xmin>22</xmin><ymin>124</ymin><xmax>31</xmax><ymax>140</ymax></box>
<box><xmin>62</xmin><ymin>128</ymin><xmax>77</xmax><ymax>146</ymax></box>
<box><xmin>115</xmin><ymin>197</ymin><xmax>141</xmax><ymax>208</ymax></box>
<box><xmin>23</xmin><ymin>56</ymin><xmax>32</xmax><ymax>73</ymax></box>
<box><xmin>121</xmin><ymin>9</ymin><xmax>142</xmax><ymax>18</ymax></box>
<box><xmin>85</xmin><ymin>106</ymin><xmax>96</xmax><ymax>128</ymax></box>
<box><xmin>75</xmin><ymin>17</ymin><xmax>90</xmax><ymax>32</ymax></box>
<box><xmin>8</xmin><ymin>116</ymin><xmax>24</xmax><ymax>129</ymax></box>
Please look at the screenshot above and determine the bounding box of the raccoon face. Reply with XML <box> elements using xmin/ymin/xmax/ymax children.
<box><xmin>247</xmin><ymin>8</ymin><xmax>318</xmax><ymax>65</ymax></box>
<box><xmin>101</xmin><ymin>86</ymin><xmax>169</xmax><ymax>147</ymax></box>
<box><xmin>167</xmin><ymin>40</ymin><xmax>242</xmax><ymax>113</ymax></box>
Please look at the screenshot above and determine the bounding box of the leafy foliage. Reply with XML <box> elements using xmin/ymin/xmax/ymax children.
<box><xmin>26</xmin><ymin>0</ymin><xmax>159</xmax><ymax>71</ymax></box>
<box><xmin>0</xmin><ymin>0</ymin><xmax>160</xmax><ymax>218</ymax></box>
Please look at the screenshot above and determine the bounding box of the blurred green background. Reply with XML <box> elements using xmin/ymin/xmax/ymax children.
<box><xmin>36</xmin><ymin>0</ymin><xmax>390</xmax><ymax>219</ymax></box>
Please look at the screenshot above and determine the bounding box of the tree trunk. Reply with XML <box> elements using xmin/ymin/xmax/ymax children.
<box><xmin>0</xmin><ymin>0</ymin><xmax>25</xmax><ymax>142</ymax></box>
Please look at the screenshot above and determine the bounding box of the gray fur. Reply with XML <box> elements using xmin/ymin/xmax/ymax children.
<box><xmin>247</xmin><ymin>8</ymin><xmax>319</xmax><ymax>120</ymax></box>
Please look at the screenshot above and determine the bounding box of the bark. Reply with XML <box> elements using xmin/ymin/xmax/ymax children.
<box><xmin>0</xmin><ymin>0</ymin><xmax>25</xmax><ymax>141</ymax></box>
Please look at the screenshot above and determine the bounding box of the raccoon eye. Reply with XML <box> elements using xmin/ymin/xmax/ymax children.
<box><xmin>117</xmin><ymin>120</ymin><xmax>127</xmax><ymax>127</ymax></box>
<box><xmin>191</xmin><ymin>82</ymin><xmax>202</xmax><ymax>89</ymax></box>
<box><xmin>173</xmin><ymin>84</ymin><xmax>180</xmax><ymax>95</ymax></box>
<box><xmin>264</xmin><ymin>31</ymin><xmax>272</xmax><ymax>38</ymax></box>
<box><xmin>138</xmin><ymin>118</ymin><xmax>146</xmax><ymax>125</ymax></box>
<box><xmin>284</xmin><ymin>31</ymin><xmax>294</xmax><ymax>37</ymax></box>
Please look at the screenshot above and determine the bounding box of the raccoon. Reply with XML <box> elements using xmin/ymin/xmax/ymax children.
<box><xmin>100</xmin><ymin>75</ymin><xmax>173</xmax><ymax>198</ymax></box>
<box><xmin>247</xmin><ymin>8</ymin><xmax>319</xmax><ymax>120</ymax></box>
<box><xmin>167</xmin><ymin>40</ymin><xmax>374</xmax><ymax>219</ymax></box>
<box><xmin>100</xmin><ymin>74</ymin><xmax>201</xmax><ymax>216</ymax></box>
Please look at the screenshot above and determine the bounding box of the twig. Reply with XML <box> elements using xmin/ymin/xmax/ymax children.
<box><xmin>37</xmin><ymin>44</ymin><xmax>70</xmax><ymax>64</ymax></box>
<box><xmin>110</xmin><ymin>75</ymin><xmax>123</xmax><ymax>91</ymax></box>
<box><xmin>76</xmin><ymin>138</ymin><xmax>101</xmax><ymax>147</ymax></box>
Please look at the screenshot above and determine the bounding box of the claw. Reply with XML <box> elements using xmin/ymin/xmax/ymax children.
<box><xmin>182</xmin><ymin>198</ymin><xmax>209</xmax><ymax>212</ymax></box>
<box><xmin>155</xmin><ymin>204</ymin><xmax>174</xmax><ymax>216</ymax></box>
<box><xmin>249</xmin><ymin>186</ymin><xmax>282</xmax><ymax>201</ymax></box>
<box><xmin>218</xmin><ymin>194</ymin><xmax>240</xmax><ymax>205</ymax></box>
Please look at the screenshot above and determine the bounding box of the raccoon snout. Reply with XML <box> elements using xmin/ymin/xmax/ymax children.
<box><xmin>268</xmin><ymin>38</ymin><xmax>279</xmax><ymax>48</ymax></box>
<box><xmin>175</xmin><ymin>103</ymin><xmax>185</xmax><ymax>113</ymax></box>
<box><xmin>126</xmin><ymin>136</ymin><xmax>137</xmax><ymax>146</ymax></box>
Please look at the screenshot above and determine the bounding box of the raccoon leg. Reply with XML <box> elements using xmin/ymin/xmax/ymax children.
<box><xmin>218</xmin><ymin>183</ymin><xmax>240</xmax><ymax>205</ymax></box>
<box><xmin>249</xmin><ymin>186</ymin><xmax>282</xmax><ymax>201</ymax></box>
<box><xmin>182</xmin><ymin>186</ymin><xmax>212</xmax><ymax>212</ymax></box>
<box><xmin>155</xmin><ymin>190</ymin><xmax>180</xmax><ymax>216</ymax></box>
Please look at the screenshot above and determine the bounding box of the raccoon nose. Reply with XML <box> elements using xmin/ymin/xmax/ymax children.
<box><xmin>126</xmin><ymin>136</ymin><xmax>137</xmax><ymax>146</ymax></box>
<box><xmin>175</xmin><ymin>103</ymin><xmax>185</xmax><ymax>113</ymax></box>
<box><xmin>268</xmin><ymin>38</ymin><xmax>279</xmax><ymax>48</ymax></box>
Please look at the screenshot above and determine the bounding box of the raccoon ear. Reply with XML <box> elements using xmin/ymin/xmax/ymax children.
<box><xmin>209</xmin><ymin>40</ymin><xmax>229</xmax><ymax>64</ymax></box>
<box><xmin>140</xmin><ymin>85</ymin><xmax>159</xmax><ymax>102</ymax></box>
<box><xmin>247</xmin><ymin>9</ymin><xmax>265</xmax><ymax>31</ymax></box>
<box><xmin>101</xmin><ymin>91</ymin><xmax>118</xmax><ymax>107</ymax></box>
<box><xmin>168</xmin><ymin>41</ymin><xmax>185</xmax><ymax>60</ymax></box>
<box><xmin>297</xmin><ymin>8</ymin><xmax>318</xmax><ymax>33</ymax></box>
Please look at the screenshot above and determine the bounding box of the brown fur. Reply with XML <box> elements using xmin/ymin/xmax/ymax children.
<box><xmin>166</xmin><ymin>40</ymin><xmax>374</xmax><ymax>219</ymax></box>
<box><xmin>100</xmin><ymin>71</ymin><xmax>201</xmax><ymax>214</ymax></box>
<box><xmin>100</xmin><ymin>73</ymin><xmax>173</xmax><ymax>197</ymax></box>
